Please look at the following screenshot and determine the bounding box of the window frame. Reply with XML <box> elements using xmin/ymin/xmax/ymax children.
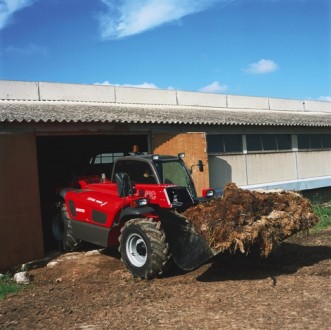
<box><xmin>246</xmin><ymin>134</ymin><xmax>292</xmax><ymax>153</ymax></box>
<box><xmin>298</xmin><ymin>134</ymin><xmax>331</xmax><ymax>151</ymax></box>
<box><xmin>207</xmin><ymin>134</ymin><xmax>243</xmax><ymax>155</ymax></box>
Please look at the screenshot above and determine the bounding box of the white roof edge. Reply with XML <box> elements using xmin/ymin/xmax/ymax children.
<box><xmin>0</xmin><ymin>79</ymin><xmax>330</xmax><ymax>113</ymax></box>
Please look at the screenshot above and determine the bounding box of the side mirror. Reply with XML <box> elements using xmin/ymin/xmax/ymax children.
<box><xmin>115</xmin><ymin>172</ymin><xmax>132</xmax><ymax>197</ymax></box>
<box><xmin>190</xmin><ymin>160</ymin><xmax>205</xmax><ymax>173</ymax></box>
<box><xmin>198</xmin><ymin>160</ymin><xmax>204</xmax><ymax>172</ymax></box>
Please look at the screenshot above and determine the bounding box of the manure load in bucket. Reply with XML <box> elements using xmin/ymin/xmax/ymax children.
<box><xmin>182</xmin><ymin>183</ymin><xmax>319</xmax><ymax>257</ymax></box>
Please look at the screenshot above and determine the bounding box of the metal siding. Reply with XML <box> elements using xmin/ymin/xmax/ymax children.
<box><xmin>0</xmin><ymin>133</ymin><xmax>44</xmax><ymax>270</ymax></box>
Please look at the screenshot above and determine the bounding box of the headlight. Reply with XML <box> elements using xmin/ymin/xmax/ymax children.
<box><xmin>132</xmin><ymin>198</ymin><xmax>148</xmax><ymax>207</ymax></box>
<box><xmin>202</xmin><ymin>189</ymin><xmax>215</xmax><ymax>198</ymax></box>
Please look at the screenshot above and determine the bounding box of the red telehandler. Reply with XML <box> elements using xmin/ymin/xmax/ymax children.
<box><xmin>52</xmin><ymin>153</ymin><xmax>215</xmax><ymax>279</ymax></box>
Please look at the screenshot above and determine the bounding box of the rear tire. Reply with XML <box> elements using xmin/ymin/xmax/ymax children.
<box><xmin>119</xmin><ymin>218</ymin><xmax>170</xmax><ymax>279</ymax></box>
<box><xmin>52</xmin><ymin>202</ymin><xmax>80</xmax><ymax>251</ymax></box>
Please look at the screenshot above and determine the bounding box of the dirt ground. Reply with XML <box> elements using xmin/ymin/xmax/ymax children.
<box><xmin>1</xmin><ymin>230</ymin><xmax>330</xmax><ymax>330</ymax></box>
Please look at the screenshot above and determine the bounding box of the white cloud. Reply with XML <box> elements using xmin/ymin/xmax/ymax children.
<box><xmin>96</xmin><ymin>80</ymin><xmax>229</xmax><ymax>94</ymax></box>
<box><xmin>97</xmin><ymin>0</ymin><xmax>230</xmax><ymax>40</ymax></box>
<box><xmin>199</xmin><ymin>81</ymin><xmax>228</xmax><ymax>93</ymax></box>
<box><xmin>3</xmin><ymin>43</ymin><xmax>48</xmax><ymax>56</ymax></box>
<box><xmin>319</xmin><ymin>96</ymin><xmax>331</xmax><ymax>102</ymax></box>
<box><xmin>0</xmin><ymin>0</ymin><xmax>36</xmax><ymax>29</ymax></box>
<box><xmin>244</xmin><ymin>59</ymin><xmax>279</xmax><ymax>74</ymax></box>
<box><xmin>94</xmin><ymin>81</ymin><xmax>160</xmax><ymax>89</ymax></box>
<box><xmin>94</xmin><ymin>81</ymin><xmax>113</xmax><ymax>86</ymax></box>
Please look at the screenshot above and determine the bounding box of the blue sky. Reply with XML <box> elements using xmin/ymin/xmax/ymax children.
<box><xmin>0</xmin><ymin>0</ymin><xmax>330</xmax><ymax>101</ymax></box>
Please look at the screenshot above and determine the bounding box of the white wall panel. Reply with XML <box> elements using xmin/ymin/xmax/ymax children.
<box><xmin>115</xmin><ymin>86</ymin><xmax>177</xmax><ymax>105</ymax></box>
<box><xmin>297</xmin><ymin>151</ymin><xmax>331</xmax><ymax>178</ymax></box>
<box><xmin>0</xmin><ymin>80</ymin><xmax>39</xmax><ymax>100</ymax></box>
<box><xmin>227</xmin><ymin>95</ymin><xmax>269</xmax><ymax>110</ymax></box>
<box><xmin>246</xmin><ymin>152</ymin><xmax>297</xmax><ymax>185</ymax></box>
<box><xmin>177</xmin><ymin>91</ymin><xmax>227</xmax><ymax>108</ymax></box>
<box><xmin>269</xmin><ymin>98</ymin><xmax>304</xmax><ymax>111</ymax></box>
<box><xmin>209</xmin><ymin>155</ymin><xmax>247</xmax><ymax>188</ymax></box>
<box><xmin>304</xmin><ymin>100</ymin><xmax>331</xmax><ymax>113</ymax></box>
<box><xmin>39</xmin><ymin>82</ymin><xmax>116</xmax><ymax>102</ymax></box>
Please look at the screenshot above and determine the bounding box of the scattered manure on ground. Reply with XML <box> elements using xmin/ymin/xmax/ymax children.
<box><xmin>182</xmin><ymin>183</ymin><xmax>319</xmax><ymax>257</ymax></box>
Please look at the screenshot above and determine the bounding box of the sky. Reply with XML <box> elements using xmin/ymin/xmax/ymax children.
<box><xmin>0</xmin><ymin>0</ymin><xmax>330</xmax><ymax>101</ymax></box>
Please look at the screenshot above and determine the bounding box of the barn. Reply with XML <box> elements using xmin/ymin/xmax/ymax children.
<box><xmin>1</xmin><ymin>80</ymin><xmax>330</xmax><ymax>270</ymax></box>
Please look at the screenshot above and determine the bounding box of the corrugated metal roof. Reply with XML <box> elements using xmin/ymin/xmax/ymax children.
<box><xmin>1</xmin><ymin>100</ymin><xmax>331</xmax><ymax>127</ymax></box>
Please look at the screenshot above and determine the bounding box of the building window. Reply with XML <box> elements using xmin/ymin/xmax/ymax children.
<box><xmin>246</xmin><ymin>134</ymin><xmax>292</xmax><ymax>152</ymax></box>
<box><xmin>298</xmin><ymin>134</ymin><xmax>331</xmax><ymax>150</ymax></box>
<box><xmin>322</xmin><ymin>134</ymin><xmax>331</xmax><ymax>148</ymax></box>
<box><xmin>207</xmin><ymin>134</ymin><xmax>242</xmax><ymax>153</ymax></box>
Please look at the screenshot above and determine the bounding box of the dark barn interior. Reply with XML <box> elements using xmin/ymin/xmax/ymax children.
<box><xmin>36</xmin><ymin>134</ymin><xmax>148</xmax><ymax>251</ymax></box>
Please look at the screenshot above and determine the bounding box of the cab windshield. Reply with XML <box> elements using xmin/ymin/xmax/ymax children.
<box><xmin>154</xmin><ymin>160</ymin><xmax>197</xmax><ymax>198</ymax></box>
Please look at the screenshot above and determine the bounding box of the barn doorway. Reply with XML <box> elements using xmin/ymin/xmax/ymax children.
<box><xmin>36</xmin><ymin>134</ymin><xmax>148</xmax><ymax>251</ymax></box>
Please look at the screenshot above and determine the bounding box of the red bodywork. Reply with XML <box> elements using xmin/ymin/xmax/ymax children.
<box><xmin>62</xmin><ymin>177</ymin><xmax>177</xmax><ymax>247</ymax></box>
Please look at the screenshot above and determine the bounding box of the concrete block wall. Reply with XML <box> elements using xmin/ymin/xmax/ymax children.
<box><xmin>297</xmin><ymin>151</ymin><xmax>331</xmax><ymax>179</ymax></box>
<box><xmin>0</xmin><ymin>80</ymin><xmax>39</xmax><ymax>100</ymax></box>
<box><xmin>268</xmin><ymin>98</ymin><xmax>305</xmax><ymax>112</ymax></box>
<box><xmin>209</xmin><ymin>150</ymin><xmax>331</xmax><ymax>192</ymax></box>
<box><xmin>115</xmin><ymin>86</ymin><xmax>177</xmax><ymax>105</ymax></box>
<box><xmin>304</xmin><ymin>100</ymin><xmax>331</xmax><ymax>113</ymax></box>
<box><xmin>209</xmin><ymin>152</ymin><xmax>298</xmax><ymax>188</ymax></box>
<box><xmin>177</xmin><ymin>90</ymin><xmax>227</xmax><ymax>108</ymax></box>
<box><xmin>39</xmin><ymin>82</ymin><xmax>116</xmax><ymax>102</ymax></box>
<box><xmin>208</xmin><ymin>155</ymin><xmax>247</xmax><ymax>188</ymax></box>
<box><xmin>227</xmin><ymin>94</ymin><xmax>269</xmax><ymax>110</ymax></box>
<box><xmin>0</xmin><ymin>80</ymin><xmax>330</xmax><ymax>113</ymax></box>
<box><xmin>245</xmin><ymin>153</ymin><xmax>297</xmax><ymax>185</ymax></box>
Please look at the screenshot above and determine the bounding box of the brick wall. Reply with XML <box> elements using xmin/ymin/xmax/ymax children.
<box><xmin>152</xmin><ymin>132</ymin><xmax>210</xmax><ymax>195</ymax></box>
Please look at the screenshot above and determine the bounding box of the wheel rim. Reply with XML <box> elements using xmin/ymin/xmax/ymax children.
<box><xmin>126</xmin><ymin>233</ymin><xmax>147</xmax><ymax>267</ymax></box>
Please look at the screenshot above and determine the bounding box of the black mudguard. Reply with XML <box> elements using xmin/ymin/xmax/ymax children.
<box><xmin>120</xmin><ymin>206</ymin><xmax>156</xmax><ymax>219</ymax></box>
<box><xmin>159</xmin><ymin>210</ymin><xmax>215</xmax><ymax>271</ymax></box>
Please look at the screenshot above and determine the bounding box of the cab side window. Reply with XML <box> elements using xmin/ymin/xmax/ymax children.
<box><xmin>114</xmin><ymin>160</ymin><xmax>156</xmax><ymax>184</ymax></box>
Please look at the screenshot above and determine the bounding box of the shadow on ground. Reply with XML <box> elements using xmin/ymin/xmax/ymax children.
<box><xmin>196</xmin><ymin>242</ymin><xmax>331</xmax><ymax>282</ymax></box>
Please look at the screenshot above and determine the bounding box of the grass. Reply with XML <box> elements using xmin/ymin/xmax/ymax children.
<box><xmin>0</xmin><ymin>274</ymin><xmax>23</xmax><ymax>301</ymax></box>
<box><xmin>312</xmin><ymin>202</ymin><xmax>331</xmax><ymax>232</ymax></box>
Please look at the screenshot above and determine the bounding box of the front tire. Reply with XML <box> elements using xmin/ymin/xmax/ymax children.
<box><xmin>119</xmin><ymin>218</ymin><xmax>170</xmax><ymax>279</ymax></box>
<box><xmin>52</xmin><ymin>202</ymin><xmax>80</xmax><ymax>251</ymax></box>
